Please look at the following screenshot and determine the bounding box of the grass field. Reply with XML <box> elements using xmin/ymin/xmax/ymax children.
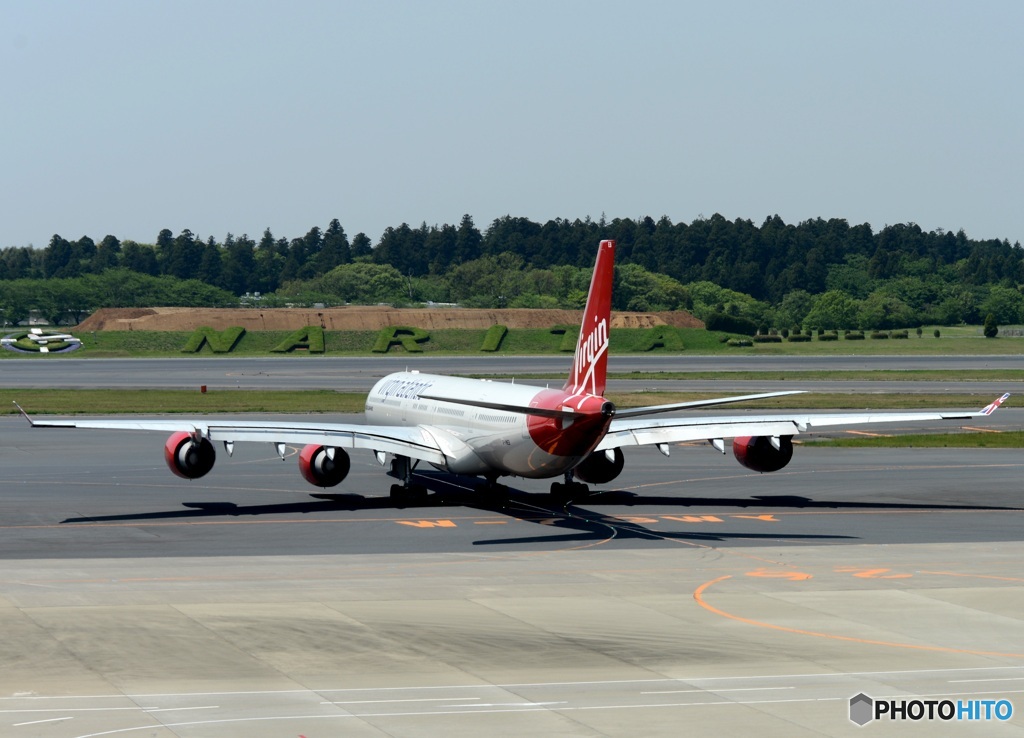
<box><xmin>3</xmin><ymin>388</ymin><xmax>1003</xmax><ymax>415</ymax></box>
<box><xmin>5</xmin><ymin>325</ymin><xmax>1024</xmax><ymax>358</ymax></box>
<box><xmin>804</xmin><ymin>431</ymin><xmax>1024</xmax><ymax>448</ymax></box>
<box><xmin>479</xmin><ymin>369</ymin><xmax>1024</xmax><ymax>382</ymax></box>
<box><xmin>5</xmin><ymin>389</ymin><xmax>367</xmax><ymax>414</ymax></box>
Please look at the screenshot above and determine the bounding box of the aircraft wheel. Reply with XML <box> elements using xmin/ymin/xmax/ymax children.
<box><xmin>390</xmin><ymin>484</ymin><xmax>412</xmax><ymax>506</ymax></box>
<box><xmin>480</xmin><ymin>481</ymin><xmax>510</xmax><ymax>503</ymax></box>
<box><xmin>390</xmin><ymin>483</ymin><xmax>427</xmax><ymax>506</ymax></box>
<box><xmin>551</xmin><ymin>481</ymin><xmax>589</xmax><ymax>501</ymax></box>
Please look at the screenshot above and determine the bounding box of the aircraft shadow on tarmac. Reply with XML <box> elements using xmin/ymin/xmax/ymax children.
<box><xmin>59</xmin><ymin>471</ymin><xmax>1022</xmax><ymax>546</ymax></box>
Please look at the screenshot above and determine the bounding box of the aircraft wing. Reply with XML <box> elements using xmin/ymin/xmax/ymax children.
<box><xmin>595</xmin><ymin>393</ymin><xmax>1011</xmax><ymax>451</ymax></box>
<box><xmin>17</xmin><ymin>411</ymin><xmax>448</xmax><ymax>466</ymax></box>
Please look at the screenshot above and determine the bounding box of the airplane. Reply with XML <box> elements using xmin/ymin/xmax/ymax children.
<box><xmin>15</xmin><ymin>239</ymin><xmax>1010</xmax><ymax>501</ymax></box>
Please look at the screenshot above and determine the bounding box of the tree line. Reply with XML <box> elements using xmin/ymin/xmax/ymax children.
<box><xmin>2</xmin><ymin>214</ymin><xmax>1023</xmax><ymax>330</ymax></box>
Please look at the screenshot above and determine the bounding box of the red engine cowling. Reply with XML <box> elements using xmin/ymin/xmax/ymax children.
<box><xmin>733</xmin><ymin>435</ymin><xmax>794</xmax><ymax>473</ymax></box>
<box><xmin>298</xmin><ymin>445</ymin><xmax>351</xmax><ymax>487</ymax></box>
<box><xmin>164</xmin><ymin>431</ymin><xmax>216</xmax><ymax>479</ymax></box>
<box><xmin>573</xmin><ymin>447</ymin><xmax>625</xmax><ymax>485</ymax></box>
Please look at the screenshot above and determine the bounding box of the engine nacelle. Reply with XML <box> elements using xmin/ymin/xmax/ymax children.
<box><xmin>733</xmin><ymin>435</ymin><xmax>794</xmax><ymax>473</ymax></box>
<box><xmin>164</xmin><ymin>431</ymin><xmax>216</xmax><ymax>479</ymax></box>
<box><xmin>298</xmin><ymin>444</ymin><xmax>350</xmax><ymax>487</ymax></box>
<box><xmin>573</xmin><ymin>447</ymin><xmax>625</xmax><ymax>485</ymax></box>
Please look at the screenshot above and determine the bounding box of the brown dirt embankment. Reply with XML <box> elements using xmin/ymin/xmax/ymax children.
<box><xmin>76</xmin><ymin>307</ymin><xmax>704</xmax><ymax>332</ymax></box>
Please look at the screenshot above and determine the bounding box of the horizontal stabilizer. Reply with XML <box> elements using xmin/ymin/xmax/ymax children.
<box><xmin>418</xmin><ymin>393</ymin><xmax>597</xmax><ymax>419</ymax></box>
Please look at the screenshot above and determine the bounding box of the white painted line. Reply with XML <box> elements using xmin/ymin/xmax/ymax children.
<box><xmin>0</xmin><ymin>690</ymin><xmax>313</xmax><ymax>701</ymax></box>
<box><xmin>13</xmin><ymin>716</ymin><xmax>73</xmax><ymax>727</ymax></box>
<box><xmin>654</xmin><ymin>665</ymin><xmax>1024</xmax><ymax>683</ymax></box>
<box><xmin>874</xmin><ymin>689</ymin><xmax>1024</xmax><ymax>700</ymax></box>
<box><xmin>68</xmin><ymin>690</ymin><xmax>1024</xmax><ymax>737</ymax></box>
<box><xmin>0</xmin><ymin>708</ymin><xmax>151</xmax><ymax>715</ymax></box>
<box><xmin>73</xmin><ymin>714</ymin><xmax>360</xmax><ymax>737</ymax></box>
<box><xmin>949</xmin><ymin>677</ymin><xmax>1024</xmax><ymax>683</ymax></box>
<box><xmin>7</xmin><ymin>664</ymin><xmax>1024</xmax><ymax>709</ymax></box>
<box><xmin>144</xmin><ymin>706</ymin><xmax>220</xmax><ymax>713</ymax></box>
<box><xmin>320</xmin><ymin>698</ymin><xmax>480</xmax><ymax>705</ymax></box>
<box><xmin>642</xmin><ymin>687</ymin><xmax>795</xmax><ymax>695</ymax></box>
<box><xmin>448</xmin><ymin>702</ymin><xmax>567</xmax><ymax>708</ymax></box>
<box><xmin>69</xmin><ymin>700</ymin><xmax>852</xmax><ymax>738</ymax></box>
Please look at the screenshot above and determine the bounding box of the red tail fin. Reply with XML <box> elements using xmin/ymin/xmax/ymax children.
<box><xmin>564</xmin><ymin>240</ymin><xmax>615</xmax><ymax>396</ymax></box>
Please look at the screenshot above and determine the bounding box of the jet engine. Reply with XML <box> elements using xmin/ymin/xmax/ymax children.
<box><xmin>733</xmin><ymin>435</ymin><xmax>794</xmax><ymax>473</ymax></box>
<box><xmin>298</xmin><ymin>444</ymin><xmax>350</xmax><ymax>487</ymax></box>
<box><xmin>164</xmin><ymin>431</ymin><xmax>216</xmax><ymax>479</ymax></box>
<box><xmin>573</xmin><ymin>447</ymin><xmax>625</xmax><ymax>484</ymax></box>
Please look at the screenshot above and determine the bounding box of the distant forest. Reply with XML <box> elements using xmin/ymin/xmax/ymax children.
<box><xmin>2</xmin><ymin>214</ymin><xmax>1024</xmax><ymax>331</ymax></box>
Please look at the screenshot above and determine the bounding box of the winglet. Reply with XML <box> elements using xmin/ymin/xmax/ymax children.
<box><xmin>12</xmin><ymin>401</ymin><xmax>34</xmax><ymax>426</ymax></box>
<box><xmin>979</xmin><ymin>392</ymin><xmax>1011</xmax><ymax>416</ymax></box>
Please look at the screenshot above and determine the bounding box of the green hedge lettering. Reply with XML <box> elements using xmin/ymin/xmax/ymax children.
<box><xmin>181</xmin><ymin>326</ymin><xmax>245</xmax><ymax>353</ymax></box>
<box><xmin>372</xmin><ymin>326</ymin><xmax>430</xmax><ymax>353</ymax></box>
<box><xmin>634</xmin><ymin>326</ymin><xmax>684</xmax><ymax>351</ymax></box>
<box><xmin>480</xmin><ymin>324</ymin><xmax>508</xmax><ymax>352</ymax></box>
<box><xmin>271</xmin><ymin>326</ymin><xmax>325</xmax><ymax>353</ymax></box>
<box><xmin>549</xmin><ymin>325</ymin><xmax>579</xmax><ymax>352</ymax></box>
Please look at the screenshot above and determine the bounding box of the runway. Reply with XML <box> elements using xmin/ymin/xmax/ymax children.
<box><xmin>2</xmin><ymin>355</ymin><xmax>1023</xmax><ymax>392</ymax></box>
<box><xmin>3</xmin><ymin>407</ymin><xmax>1024</xmax><ymax>736</ymax></box>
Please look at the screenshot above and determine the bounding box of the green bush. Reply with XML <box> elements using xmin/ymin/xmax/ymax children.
<box><xmin>787</xmin><ymin>334</ymin><xmax>812</xmax><ymax>342</ymax></box>
<box><xmin>984</xmin><ymin>313</ymin><xmax>999</xmax><ymax>338</ymax></box>
<box><xmin>870</xmin><ymin>331</ymin><xmax>890</xmax><ymax>339</ymax></box>
<box><xmin>704</xmin><ymin>312</ymin><xmax>758</xmax><ymax>336</ymax></box>
<box><xmin>817</xmin><ymin>332</ymin><xmax>839</xmax><ymax>341</ymax></box>
<box><xmin>844</xmin><ymin>330</ymin><xmax>865</xmax><ymax>340</ymax></box>
<box><xmin>891</xmin><ymin>330</ymin><xmax>909</xmax><ymax>339</ymax></box>
<box><xmin>753</xmin><ymin>335</ymin><xmax>783</xmax><ymax>343</ymax></box>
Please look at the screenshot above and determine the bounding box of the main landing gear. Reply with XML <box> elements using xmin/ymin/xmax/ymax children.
<box><xmin>476</xmin><ymin>473</ymin><xmax>510</xmax><ymax>503</ymax></box>
<box><xmin>549</xmin><ymin>471</ymin><xmax>589</xmax><ymax>501</ymax></box>
<box><xmin>387</xmin><ymin>455</ymin><xmax>427</xmax><ymax>504</ymax></box>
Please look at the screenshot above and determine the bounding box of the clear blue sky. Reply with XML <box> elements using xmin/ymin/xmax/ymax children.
<box><xmin>2</xmin><ymin>0</ymin><xmax>1022</xmax><ymax>249</ymax></box>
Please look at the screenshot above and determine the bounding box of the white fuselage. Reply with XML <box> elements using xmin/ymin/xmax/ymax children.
<box><xmin>365</xmin><ymin>371</ymin><xmax>597</xmax><ymax>479</ymax></box>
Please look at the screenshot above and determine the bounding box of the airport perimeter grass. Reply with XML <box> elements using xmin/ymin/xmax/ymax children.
<box><xmin>3</xmin><ymin>388</ymin><xmax>1002</xmax><ymax>415</ymax></box>
<box><xmin>6</xmin><ymin>325</ymin><xmax>1024</xmax><ymax>357</ymax></box>
<box><xmin>804</xmin><ymin>431</ymin><xmax>1024</xmax><ymax>448</ymax></box>
<box><xmin>5</xmin><ymin>389</ymin><xmax>367</xmax><ymax>415</ymax></box>
<box><xmin>486</xmin><ymin>369</ymin><xmax>1024</xmax><ymax>382</ymax></box>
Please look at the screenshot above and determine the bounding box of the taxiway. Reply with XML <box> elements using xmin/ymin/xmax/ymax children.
<box><xmin>2</xmin><ymin>407</ymin><xmax>1024</xmax><ymax>736</ymax></box>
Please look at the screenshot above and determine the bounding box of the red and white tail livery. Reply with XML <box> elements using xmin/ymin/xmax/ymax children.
<box><xmin>16</xmin><ymin>240</ymin><xmax>1011</xmax><ymax>502</ymax></box>
<box><xmin>565</xmin><ymin>239</ymin><xmax>614</xmax><ymax>397</ymax></box>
